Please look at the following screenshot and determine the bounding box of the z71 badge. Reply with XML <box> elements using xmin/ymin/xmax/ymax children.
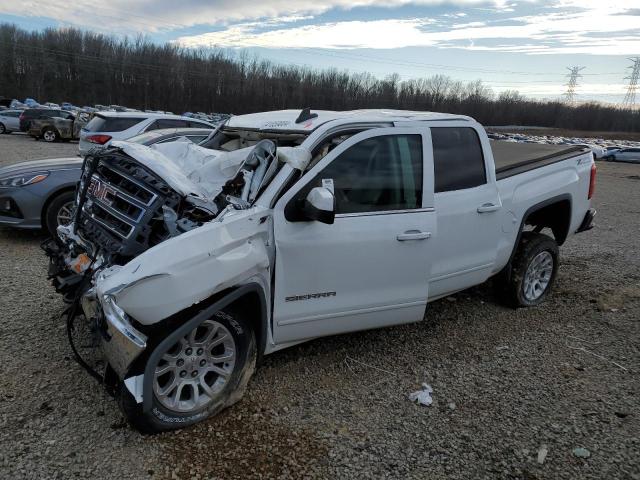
<box><xmin>286</xmin><ymin>292</ymin><xmax>336</xmax><ymax>302</ymax></box>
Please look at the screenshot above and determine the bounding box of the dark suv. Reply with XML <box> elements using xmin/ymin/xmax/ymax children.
<box><xmin>19</xmin><ymin>108</ymin><xmax>74</xmax><ymax>132</ymax></box>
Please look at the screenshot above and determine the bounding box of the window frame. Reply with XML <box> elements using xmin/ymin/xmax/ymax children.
<box><xmin>279</xmin><ymin>127</ymin><xmax>433</xmax><ymax>221</ymax></box>
<box><xmin>429</xmin><ymin>124</ymin><xmax>490</xmax><ymax>194</ymax></box>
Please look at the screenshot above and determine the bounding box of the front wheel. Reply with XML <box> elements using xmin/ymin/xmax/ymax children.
<box><xmin>496</xmin><ymin>232</ymin><xmax>559</xmax><ymax>307</ymax></box>
<box><xmin>44</xmin><ymin>191</ymin><xmax>76</xmax><ymax>237</ymax></box>
<box><xmin>0</xmin><ymin>123</ymin><xmax>6</xmax><ymax>134</ymax></box>
<box><xmin>119</xmin><ymin>307</ymin><xmax>256</xmax><ymax>433</ymax></box>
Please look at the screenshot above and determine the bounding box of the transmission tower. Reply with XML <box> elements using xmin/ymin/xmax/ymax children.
<box><xmin>563</xmin><ymin>66</ymin><xmax>585</xmax><ymax>104</ymax></box>
<box><xmin>622</xmin><ymin>57</ymin><xmax>640</xmax><ymax>109</ymax></box>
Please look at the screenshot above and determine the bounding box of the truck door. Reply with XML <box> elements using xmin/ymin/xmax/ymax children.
<box><xmin>272</xmin><ymin>128</ymin><xmax>436</xmax><ymax>344</ymax></box>
<box><xmin>426</xmin><ymin>124</ymin><xmax>503</xmax><ymax>298</ymax></box>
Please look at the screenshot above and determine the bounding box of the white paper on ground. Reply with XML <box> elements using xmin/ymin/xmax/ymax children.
<box><xmin>408</xmin><ymin>383</ymin><xmax>433</xmax><ymax>406</ymax></box>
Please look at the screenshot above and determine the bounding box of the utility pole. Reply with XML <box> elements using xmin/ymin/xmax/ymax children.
<box><xmin>622</xmin><ymin>57</ymin><xmax>640</xmax><ymax>109</ymax></box>
<box><xmin>563</xmin><ymin>66</ymin><xmax>585</xmax><ymax>104</ymax></box>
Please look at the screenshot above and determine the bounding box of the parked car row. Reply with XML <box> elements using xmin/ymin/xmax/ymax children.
<box><xmin>0</xmin><ymin>96</ymin><xmax>231</xmax><ymax>124</ymax></box>
<box><xmin>487</xmin><ymin>130</ymin><xmax>640</xmax><ymax>163</ymax></box>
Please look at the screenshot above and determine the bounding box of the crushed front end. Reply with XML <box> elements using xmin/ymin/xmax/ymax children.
<box><xmin>42</xmin><ymin>148</ymin><xmax>211</xmax><ymax>384</ymax></box>
<box><xmin>43</xmin><ymin>139</ymin><xmax>281</xmax><ymax>392</ymax></box>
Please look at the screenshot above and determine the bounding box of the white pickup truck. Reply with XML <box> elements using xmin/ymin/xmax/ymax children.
<box><xmin>44</xmin><ymin>109</ymin><xmax>596</xmax><ymax>432</ymax></box>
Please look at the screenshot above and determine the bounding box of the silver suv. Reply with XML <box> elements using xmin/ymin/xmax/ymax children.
<box><xmin>78</xmin><ymin>112</ymin><xmax>214</xmax><ymax>155</ymax></box>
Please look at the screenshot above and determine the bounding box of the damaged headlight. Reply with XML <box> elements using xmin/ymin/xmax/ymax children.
<box><xmin>102</xmin><ymin>294</ymin><xmax>128</xmax><ymax>324</ymax></box>
<box><xmin>0</xmin><ymin>171</ymin><xmax>49</xmax><ymax>187</ymax></box>
<box><xmin>101</xmin><ymin>295</ymin><xmax>146</xmax><ymax>350</ymax></box>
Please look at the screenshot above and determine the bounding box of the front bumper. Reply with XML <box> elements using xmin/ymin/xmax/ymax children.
<box><xmin>0</xmin><ymin>190</ymin><xmax>43</xmax><ymax>229</ymax></box>
<box><xmin>576</xmin><ymin>208</ymin><xmax>596</xmax><ymax>233</ymax></box>
<box><xmin>100</xmin><ymin>297</ymin><xmax>148</xmax><ymax>378</ymax></box>
<box><xmin>83</xmin><ymin>293</ymin><xmax>148</xmax><ymax>379</ymax></box>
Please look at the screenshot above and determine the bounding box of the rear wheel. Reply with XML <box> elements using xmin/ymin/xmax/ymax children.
<box><xmin>119</xmin><ymin>307</ymin><xmax>256</xmax><ymax>433</ymax></box>
<box><xmin>495</xmin><ymin>232</ymin><xmax>559</xmax><ymax>307</ymax></box>
<box><xmin>44</xmin><ymin>191</ymin><xmax>76</xmax><ymax>237</ymax></box>
<box><xmin>42</xmin><ymin>128</ymin><xmax>59</xmax><ymax>142</ymax></box>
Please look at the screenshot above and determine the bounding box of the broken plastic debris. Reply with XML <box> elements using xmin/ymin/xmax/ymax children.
<box><xmin>573</xmin><ymin>447</ymin><xmax>591</xmax><ymax>458</ymax></box>
<box><xmin>537</xmin><ymin>445</ymin><xmax>548</xmax><ymax>464</ymax></box>
<box><xmin>408</xmin><ymin>383</ymin><xmax>433</xmax><ymax>406</ymax></box>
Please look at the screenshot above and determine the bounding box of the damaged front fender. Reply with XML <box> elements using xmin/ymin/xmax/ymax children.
<box><xmin>95</xmin><ymin>206</ymin><xmax>273</xmax><ymax>326</ymax></box>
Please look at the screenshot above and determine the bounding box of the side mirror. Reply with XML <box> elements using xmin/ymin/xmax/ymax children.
<box><xmin>302</xmin><ymin>186</ymin><xmax>335</xmax><ymax>224</ymax></box>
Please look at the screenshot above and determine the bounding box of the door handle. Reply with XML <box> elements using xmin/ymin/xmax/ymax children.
<box><xmin>477</xmin><ymin>203</ymin><xmax>501</xmax><ymax>213</ymax></box>
<box><xmin>397</xmin><ymin>230</ymin><xmax>432</xmax><ymax>241</ymax></box>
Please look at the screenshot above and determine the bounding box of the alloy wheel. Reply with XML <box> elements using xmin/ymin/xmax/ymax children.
<box><xmin>153</xmin><ymin>319</ymin><xmax>236</xmax><ymax>413</ymax></box>
<box><xmin>56</xmin><ymin>201</ymin><xmax>75</xmax><ymax>227</ymax></box>
<box><xmin>523</xmin><ymin>250</ymin><xmax>554</xmax><ymax>301</ymax></box>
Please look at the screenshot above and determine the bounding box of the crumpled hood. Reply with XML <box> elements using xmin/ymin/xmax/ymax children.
<box><xmin>109</xmin><ymin>140</ymin><xmax>312</xmax><ymax>201</ymax></box>
<box><xmin>95</xmin><ymin>205</ymin><xmax>272</xmax><ymax>324</ymax></box>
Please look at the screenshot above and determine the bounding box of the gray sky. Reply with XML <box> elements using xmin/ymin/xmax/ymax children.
<box><xmin>2</xmin><ymin>0</ymin><xmax>639</xmax><ymax>104</ymax></box>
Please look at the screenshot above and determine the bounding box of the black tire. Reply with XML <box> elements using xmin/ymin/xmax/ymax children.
<box><xmin>42</xmin><ymin>127</ymin><xmax>59</xmax><ymax>142</ymax></box>
<box><xmin>119</xmin><ymin>307</ymin><xmax>256</xmax><ymax>434</ymax></box>
<box><xmin>604</xmin><ymin>156</ymin><xmax>613</xmax><ymax>162</ymax></box>
<box><xmin>0</xmin><ymin>123</ymin><xmax>5</xmax><ymax>134</ymax></box>
<box><xmin>44</xmin><ymin>191</ymin><xmax>76</xmax><ymax>236</ymax></box>
<box><xmin>495</xmin><ymin>232</ymin><xmax>559</xmax><ymax>308</ymax></box>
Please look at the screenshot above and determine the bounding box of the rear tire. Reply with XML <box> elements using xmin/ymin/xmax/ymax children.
<box><xmin>44</xmin><ymin>191</ymin><xmax>76</xmax><ymax>237</ymax></box>
<box><xmin>495</xmin><ymin>232</ymin><xmax>559</xmax><ymax>308</ymax></box>
<box><xmin>119</xmin><ymin>307</ymin><xmax>256</xmax><ymax>434</ymax></box>
<box><xmin>42</xmin><ymin>128</ymin><xmax>59</xmax><ymax>142</ymax></box>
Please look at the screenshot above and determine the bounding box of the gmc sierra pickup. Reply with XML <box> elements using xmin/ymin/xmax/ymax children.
<box><xmin>44</xmin><ymin>109</ymin><xmax>596</xmax><ymax>432</ymax></box>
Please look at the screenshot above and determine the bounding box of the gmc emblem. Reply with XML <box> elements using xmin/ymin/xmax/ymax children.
<box><xmin>87</xmin><ymin>177</ymin><xmax>116</xmax><ymax>205</ymax></box>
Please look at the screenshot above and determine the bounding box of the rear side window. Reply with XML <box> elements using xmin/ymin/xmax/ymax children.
<box><xmin>187</xmin><ymin>120</ymin><xmax>212</xmax><ymax>129</ymax></box>
<box><xmin>85</xmin><ymin>116</ymin><xmax>145</xmax><ymax>132</ymax></box>
<box><xmin>432</xmin><ymin>127</ymin><xmax>486</xmax><ymax>193</ymax></box>
<box><xmin>146</xmin><ymin>119</ymin><xmax>189</xmax><ymax>130</ymax></box>
<box><xmin>306</xmin><ymin>134</ymin><xmax>423</xmax><ymax>214</ymax></box>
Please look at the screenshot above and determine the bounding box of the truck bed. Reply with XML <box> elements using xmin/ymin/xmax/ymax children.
<box><xmin>491</xmin><ymin>141</ymin><xmax>589</xmax><ymax>180</ymax></box>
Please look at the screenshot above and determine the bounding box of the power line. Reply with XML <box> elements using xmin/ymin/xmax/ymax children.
<box><xmin>563</xmin><ymin>66</ymin><xmax>585</xmax><ymax>104</ymax></box>
<box><xmin>622</xmin><ymin>57</ymin><xmax>640</xmax><ymax>109</ymax></box>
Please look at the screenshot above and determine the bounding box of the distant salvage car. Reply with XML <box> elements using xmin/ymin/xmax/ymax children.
<box><xmin>0</xmin><ymin>128</ymin><xmax>214</xmax><ymax>235</ymax></box>
<box><xmin>19</xmin><ymin>108</ymin><xmax>74</xmax><ymax>132</ymax></box>
<box><xmin>608</xmin><ymin>147</ymin><xmax>640</xmax><ymax>163</ymax></box>
<box><xmin>0</xmin><ymin>109</ymin><xmax>23</xmax><ymax>133</ymax></box>
<box><xmin>28</xmin><ymin>113</ymin><xmax>87</xmax><ymax>142</ymax></box>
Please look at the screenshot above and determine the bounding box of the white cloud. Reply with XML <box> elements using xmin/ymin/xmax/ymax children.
<box><xmin>175</xmin><ymin>4</ymin><xmax>640</xmax><ymax>55</ymax></box>
<box><xmin>0</xmin><ymin>0</ymin><xmax>504</xmax><ymax>32</ymax></box>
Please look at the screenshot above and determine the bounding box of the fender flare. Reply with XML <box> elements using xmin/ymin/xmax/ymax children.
<box><xmin>501</xmin><ymin>193</ymin><xmax>572</xmax><ymax>281</ymax></box>
<box><xmin>140</xmin><ymin>283</ymin><xmax>267</xmax><ymax>414</ymax></box>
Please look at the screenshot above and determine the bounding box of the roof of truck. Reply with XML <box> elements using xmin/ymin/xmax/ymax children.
<box><xmin>226</xmin><ymin>109</ymin><xmax>473</xmax><ymax>132</ymax></box>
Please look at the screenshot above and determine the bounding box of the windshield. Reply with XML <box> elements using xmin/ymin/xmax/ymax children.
<box><xmin>199</xmin><ymin>124</ymin><xmax>308</xmax><ymax>152</ymax></box>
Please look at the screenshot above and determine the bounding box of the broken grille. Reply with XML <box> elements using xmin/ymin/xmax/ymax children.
<box><xmin>83</xmin><ymin>170</ymin><xmax>156</xmax><ymax>240</ymax></box>
<box><xmin>76</xmin><ymin>153</ymin><xmax>180</xmax><ymax>258</ymax></box>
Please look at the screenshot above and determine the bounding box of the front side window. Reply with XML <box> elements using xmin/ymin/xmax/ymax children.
<box><xmin>303</xmin><ymin>134</ymin><xmax>423</xmax><ymax>214</ymax></box>
<box><xmin>432</xmin><ymin>127</ymin><xmax>486</xmax><ymax>193</ymax></box>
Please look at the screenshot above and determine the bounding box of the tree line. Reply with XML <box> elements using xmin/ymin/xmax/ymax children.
<box><xmin>1</xmin><ymin>23</ymin><xmax>638</xmax><ymax>132</ymax></box>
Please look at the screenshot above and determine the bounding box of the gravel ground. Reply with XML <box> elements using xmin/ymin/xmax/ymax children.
<box><xmin>0</xmin><ymin>132</ymin><xmax>79</xmax><ymax>162</ymax></box>
<box><xmin>0</xmin><ymin>133</ymin><xmax>638</xmax><ymax>480</ymax></box>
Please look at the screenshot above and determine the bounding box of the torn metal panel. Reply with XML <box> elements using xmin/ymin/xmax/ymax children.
<box><xmin>95</xmin><ymin>206</ymin><xmax>272</xmax><ymax>325</ymax></box>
